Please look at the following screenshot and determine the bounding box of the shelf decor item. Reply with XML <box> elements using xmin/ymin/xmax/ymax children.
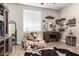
<box><xmin>42</xmin><ymin>20</ymin><xmax>46</xmax><ymax>22</ymax></box>
<box><xmin>45</xmin><ymin>16</ymin><xmax>55</xmax><ymax>19</ymax></box>
<box><xmin>43</xmin><ymin>15</ymin><xmax>55</xmax><ymax>31</ymax></box>
<box><xmin>43</xmin><ymin>22</ymin><xmax>48</xmax><ymax>31</ymax></box>
<box><xmin>49</xmin><ymin>21</ymin><xmax>56</xmax><ymax>31</ymax></box>
<box><xmin>56</xmin><ymin>18</ymin><xmax>66</xmax><ymax>26</ymax></box>
<box><xmin>55</xmin><ymin>18</ymin><xmax>66</xmax><ymax>32</ymax></box>
<box><xmin>66</xmin><ymin>18</ymin><xmax>76</xmax><ymax>27</ymax></box>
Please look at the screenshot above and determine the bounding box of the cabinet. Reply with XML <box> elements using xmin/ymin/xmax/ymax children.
<box><xmin>0</xmin><ymin>4</ymin><xmax>11</xmax><ymax>56</ymax></box>
<box><xmin>0</xmin><ymin>3</ymin><xmax>8</xmax><ymax>37</ymax></box>
<box><xmin>66</xmin><ymin>36</ymin><xmax>76</xmax><ymax>46</ymax></box>
<box><xmin>0</xmin><ymin>36</ymin><xmax>12</xmax><ymax>56</ymax></box>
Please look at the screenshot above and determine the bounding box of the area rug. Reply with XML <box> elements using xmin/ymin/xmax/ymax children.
<box><xmin>24</xmin><ymin>47</ymin><xmax>79</xmax><ymax>56</ymax></box>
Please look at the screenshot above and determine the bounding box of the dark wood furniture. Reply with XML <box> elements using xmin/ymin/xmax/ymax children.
<box><xmin>0</xmin><ymin>36</ymin><xmax>12</xmax><ymax>56</ymax></box>
<box><xmin>66</xmin><ymin>36</ymin><xmax>76</xmax><ymax>46</ymax></box>
<box><xmin>43</xmin><ymin>31</ymin><xmax>61</xmax><ymax>42</ymax></box>
<box><xmin>0</xmin><ymin>3</ymin><xmax>8</xmax><ymax>34</ymax></box>
<box><xmin>0</xmin><ymin>4</ymin><xmax>11</xmax><ymax>56</ymax></box>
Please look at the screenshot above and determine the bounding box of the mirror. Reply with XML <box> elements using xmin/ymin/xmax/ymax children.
<box><xmin>8</xmin><ymin>21</ymin><xmax>17</xmax><ymax>44</ymax></box>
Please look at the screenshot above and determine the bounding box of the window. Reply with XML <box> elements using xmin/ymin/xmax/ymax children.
<box><xmin>23</xmin><ymin>10</ymin><xmax>41</xmax><ymax>32</ymax></box>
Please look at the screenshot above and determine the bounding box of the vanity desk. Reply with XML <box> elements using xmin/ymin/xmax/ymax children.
<box><xmin>43</xmin><ymin>31</ymin><xmax>61</xmax><ymax>42</ymax></box>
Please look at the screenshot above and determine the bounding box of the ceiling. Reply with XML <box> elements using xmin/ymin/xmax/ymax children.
<box><xmin>21</xmin><ymin>3</ymin><xmax>70</xmax><ymax>10</ymax></box>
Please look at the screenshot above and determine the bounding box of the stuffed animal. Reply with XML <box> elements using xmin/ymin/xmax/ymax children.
<box><xmin>26</xmin><ymin>35</ymin><xmax>33</xmax><ymax>41</ymax></box>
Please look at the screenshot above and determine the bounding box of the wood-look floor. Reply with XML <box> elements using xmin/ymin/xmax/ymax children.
<box><xmin>9</xmin><ymin>44</ymin><xmax>25</xmax><ymax>56</ymax></box>
<box><xmin>9</xmin><ymin>42</ymin><xmax>79</xmax><ymax>56</ymax></box>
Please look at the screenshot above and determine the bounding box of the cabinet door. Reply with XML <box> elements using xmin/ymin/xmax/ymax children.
<box><xmin>72</xmin><ymin>37</ymin><xmax>76</xmax><ymax>46</ymax></box>
<box><xmin>5</xmin><ymin>39</ymin><xmax>9</xmax><ymax>53</ymax></box>
<box><xmin>0</xmin><ymin>41</ymin><xmax>4</xmax><ymax>56</ymax></box>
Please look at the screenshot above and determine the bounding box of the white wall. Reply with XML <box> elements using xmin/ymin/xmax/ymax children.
<box><xmin>7</xmin><ymin>3</ymin><xmax>59</xmax><ymax>43</ymax></box>
<box><xmin>60</xmin><ymin>3</ymin><xmax>79</xmax><ymax>44</ymax></box>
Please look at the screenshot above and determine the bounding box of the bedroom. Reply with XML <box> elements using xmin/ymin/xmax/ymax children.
<box><xmin>0</xmin><ymin>3</ymin><xmax>79</xmax><ymax>56</ymax></box>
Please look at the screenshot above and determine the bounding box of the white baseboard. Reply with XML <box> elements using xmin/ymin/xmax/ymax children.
<box><xmin>17</xmin><ymin>41</ymin><xmax>21</xmax><ymax>44</ymax></box>
<box><xmin>61</xmin><ymin>40</ymin><xmax>65</xmax><ymax>43</ymax></box>
<box><xmin>76</xmin><ymin>44</ymin><xmax>79</xmax><ymax>46</ymax></box>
